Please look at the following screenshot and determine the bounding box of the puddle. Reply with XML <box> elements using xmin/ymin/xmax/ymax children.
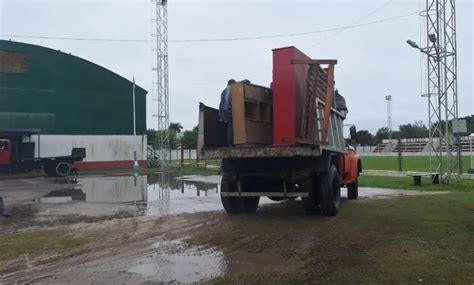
<box><xmin>7</xmin><ymin>173</ymin><xmax>445</xmax><ymax>222</ymax></box>
<box><xmin>31</xmin><ymin>173</ymin><xmax>275</xmax><ymax>219</ymax></box>
<box><xmin>127</xmin><ymin>238</ymin><xmax>225</xmax><ymax>283</ymax></box>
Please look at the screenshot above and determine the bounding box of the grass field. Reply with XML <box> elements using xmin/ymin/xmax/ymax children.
<box><xmin>198</xmin><ymin>190</ymin><xmax>474</xmax><ymax>284</ymax></box>
<box><xmin>361</xmin><ymin>155</ymin><xmax>472</xmax><ymax>172</ymax></box>
<box><xmin>359</xmin><ymin>175</ymin><xmax>474</xmax><ymax>191</ymax></box>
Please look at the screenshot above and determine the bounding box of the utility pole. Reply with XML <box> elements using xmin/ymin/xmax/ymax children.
<box><xmin>132</xmin><ymin>77</ymin><xmax>138</xmax><ymax>169</ymax></box>
<box><xmin>152</xmin><ymin>0</ymin><xmax>169</xmax><ymax>165</ymax></box>
<box><xmin>385</xmin><ymin>95</ymin><xmax>393</xmax><ymax>151</ymax></box>
<box><xmin>407</xmin><ymin>0</ymin><xmax>459</xmax><ymax>183</ymax></box>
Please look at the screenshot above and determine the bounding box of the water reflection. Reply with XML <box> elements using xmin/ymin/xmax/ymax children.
<box><xmin>38</xmin><ymin>173</ymin><xmax>223</xmax><ymax>217</ymax></box>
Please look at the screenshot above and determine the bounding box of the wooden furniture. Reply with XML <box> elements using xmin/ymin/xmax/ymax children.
<box><xmin>231</xmin><ymin>82</ymin><xmax>273</xmax><ymax>145</ymax></box>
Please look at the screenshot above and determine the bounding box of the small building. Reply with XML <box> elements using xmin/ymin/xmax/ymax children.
<box><xmin>0</xmin><ymin>40</ymin><xmax>147</xmax><ymax>169</ymax></box>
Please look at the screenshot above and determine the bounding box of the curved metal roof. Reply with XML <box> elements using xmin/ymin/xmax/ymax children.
<box><xmin>0</xmin><ymin>40</ymin><xmax>147</xmax><ymax>135</ymax></box>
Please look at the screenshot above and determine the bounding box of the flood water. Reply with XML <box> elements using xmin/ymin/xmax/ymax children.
<box><xmin>127</xmin><ymin>238</ymin><xmax>225</xmax><ymax>283</ymax></box>
<box><xmin>33</xmin><ymin>173</ymin><xmax>233</xmax><ymax>217</ymax></box>
<box><xmin>2</xmin><ymin>173</ymin><xmax>444</xmax><ymax>223</ymax></box>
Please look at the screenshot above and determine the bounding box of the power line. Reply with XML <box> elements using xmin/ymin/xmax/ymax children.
<box><xmin>0</xmin><ymin>11</ymin><xmax>417</xmax><ymax>44</ymax></box>
<box><xmin>306</xmin><ymin>0</ymin><xmax>395</xmax><ymax>50</ymax></box>
<box><xmin>181</xmin><ymin>1</ymin><xmax>407</xmax><ymax>86</ymax></box>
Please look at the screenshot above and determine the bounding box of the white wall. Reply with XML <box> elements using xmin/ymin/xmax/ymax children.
<box><xmin>30</xmin><ymin>135</ymin><xmax>147</xmax><ymax>161</ymax></box>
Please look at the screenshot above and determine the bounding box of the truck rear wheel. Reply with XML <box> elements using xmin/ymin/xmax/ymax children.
<box><xmin>220</xmin><ymin>176</ymin><xmax>259</xmax><ymax>214</ymax></box>
<box><xmin>347</xmin><ymin>179</ymin><xmax>358</xmax><ymax>200</ymax></box>
<box><xmin>55</xmin><ymin>161</ymin><xmax>71</xmax><ymax>177</ymax></box>
<box><xmin>45</xmin><ymin>161</ymin><xmax>71</xmax><ymax>177</ymax></box>
<box><xmin>320</xmin><ymin>165</ymin><xmax>341</xmax><ymax>216</ymax></box>
<box><xmin>241</xmin><ymin>196</ymin><xmax>259</xmax><ymax>213</ymax></box>
<box><xmin>221</xmin><ymin>176</ymin><xmax>239</xmax><ymax>214</ymax></box>
<box><xmin>301</xmin><ymin>177</ymin><xmax>321</xmax><ymax>215</ymax></box>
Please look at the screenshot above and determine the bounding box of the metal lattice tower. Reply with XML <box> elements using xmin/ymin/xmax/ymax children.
<box><xmin>152</xmin><ymin>0</ymin><xmax>169</xmax><ymax>162</ymax></box>
<box><xmin>422</xmin><ymin>0</ymin><xmax>459</xmax><ymax>182</ymax></box>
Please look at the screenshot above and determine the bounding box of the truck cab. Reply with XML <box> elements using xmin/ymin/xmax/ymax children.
<box><xmin>0</xmin><ymin>139</ymin><xmax>11</xmax><ymax>167</ymax></box>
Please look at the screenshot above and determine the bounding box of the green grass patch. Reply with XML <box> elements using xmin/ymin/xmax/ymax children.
<box><xmin>359</xmin><ymin>175</ymin><xmax>474</xmax><ymax>191</ymax></box>
<box><xmin>204</xmin><ymin>191</ymin><xmax>474</xmax><ymax>284</ymax></box>
<box><xmin>159</xmin><ymin>165</ymin><xmax>219</xmax><ymax>175</ymax></box>
<box><xmin>0</xmin><ymin>229</ymin><xmax>103</xmax><ymax>262</ymax></box>
<box><xmin>361</xmin><ymin>155</ymin><xmax>471</xmax><ymax>172</ymax></box>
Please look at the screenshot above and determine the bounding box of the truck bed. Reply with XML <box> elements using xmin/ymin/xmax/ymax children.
<box><xmin>202</xmin><ymin>144</ymin><xmax>345</xmax><ymax>159</ymax></box>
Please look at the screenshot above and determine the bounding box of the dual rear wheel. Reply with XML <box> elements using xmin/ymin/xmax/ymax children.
<box><xmin>44</xmin><ymin>161</ymin><xmax>72</xmax><ymax>177</ymax></box>
<box><xmin>220</xmin><ymin>175</ymin><xmax>260</xmax><ymax>214</ymax></box>
<box><xmin>302</xmin><ymin>165</ymin><xmax>342</xmax><ymax>216</ymax></box>
<box><xmin>220</xmin><ymin>165</ymin><xmax>357</xmax><ymax>216</ymax></box>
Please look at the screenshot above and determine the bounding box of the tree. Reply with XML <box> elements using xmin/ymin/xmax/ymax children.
<box><xmin>169</xmin><ymin>122</ymin><xmax>183</xmax><ymax>133</ymax></box>
<box><xmin>355</xmin><ymin>130</ymin><xmax>374</xmax><ymax>146</ymax></box>
<box><xmin>181</xmin><ymin>126</ymin><xmax>198</xmax><ymax>149</ymax></box>
<box><xmin>398</xmin><ymin>121</ymin><xmax>429</xmax><ymax>138</ymax></box>
<box><xmin>373</xmin><ymin>127</ymin><xmax>390</xmax><ymax>145</ymax></box>
<box><xmin>146</xmin><ymin>129</ymin><xmax>157</xmax><ymax>145</ymax></box>
<box><xmin>147</xmin><ymin>129</ymin><xmax>179</xmax><ymax>149</ymax></box>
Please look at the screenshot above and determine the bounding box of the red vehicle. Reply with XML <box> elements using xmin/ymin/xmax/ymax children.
<box><xmin>0</xmin><ymin>129</ymin><xmax>85</xmax><ymax>177</ymax></box>
<box><xmin>198</xmin><ymin>46</ymin><xmax>361</xmax><ymax>215</ymax></box>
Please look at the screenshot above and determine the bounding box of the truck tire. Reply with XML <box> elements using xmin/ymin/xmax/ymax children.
<box><xmin>320</xmin><ymin>165</ymin><xmax>341</xmax><ymax>216</ymax></box>
<box><xmin>220</xmin><ymin>176</ymin><xmax>259</xmax><ymax>214</ymax></box>
<box><xmin>301</xmin><ymin>177</ymin><xmax>321</xmax><ymax>215</ymax></box>
<box><xmin>347</xmin><ymin>180</ymin><xmax>358</xmax><ymax>200</ymax></box>
<box><xmin>221</xmin><ymin>175</ymin><xmax>239</xmax><ymax>214</ymax></box>
<box><xmin>241</xmin><ymin>196</ymin><xmax>260</xmax><ymax>213</ymax></box>
<box><xmin>55</xmin><ymin>161</ymin><xmax>71</xmax><ymax>177</ymax></box>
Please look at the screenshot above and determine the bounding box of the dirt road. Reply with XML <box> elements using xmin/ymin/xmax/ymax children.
<box><xmin>1</xmin><ymin>174</ymin><xmax>471</xmax><ymax>284</ymax></box>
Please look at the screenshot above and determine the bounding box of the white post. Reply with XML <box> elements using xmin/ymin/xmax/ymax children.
<box><xmin>133</xmin><ymin>77</ymin><xmax>138</xmax><ymax>169</ymax></box>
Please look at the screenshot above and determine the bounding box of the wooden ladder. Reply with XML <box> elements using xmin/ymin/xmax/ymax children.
<box><xmin>292</xmin><ymin>59</ymin><xmax>337</xmax><ymax>145</ymax></box>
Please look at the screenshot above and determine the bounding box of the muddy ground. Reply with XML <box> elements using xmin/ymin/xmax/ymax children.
<box><xmin>0</xmin><ymin>174</ymin><xmax>471</xmax><ymax>284</ymax></box>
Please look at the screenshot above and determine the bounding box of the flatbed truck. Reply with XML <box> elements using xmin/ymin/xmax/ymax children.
<box><xmin>198</xmin><ymin>46</ymin><xmax>361</xmax><ymax>215</ymax></box>
<box><xmin>0</xmin><ymin>129</ymin><xmax>85</xmax><ymax>177</ymax></box>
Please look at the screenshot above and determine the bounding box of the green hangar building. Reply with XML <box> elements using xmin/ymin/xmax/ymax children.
<box><xmin>0</xmin><ymin>39</ymin><xmax>148</xmax><ymax>169</ymax></box>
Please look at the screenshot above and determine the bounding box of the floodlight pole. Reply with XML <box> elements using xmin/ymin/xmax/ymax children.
<box><xmin>406</xmin><ymin>0</ymin><xmax>459</xmax><ymax>183</ymax></box>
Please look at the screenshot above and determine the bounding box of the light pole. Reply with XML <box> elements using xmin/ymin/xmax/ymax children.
<box><xmin>132</xmin><ymin>77</ymin><xmax>138</xmax><ymax>170</ymax></box>
<box><xmin>407</xmin><ymin>33</ymin><xmax>459</xmax><ymax>182</ymax></box>
<box><xmin>406</xmin><ymin>0</ymin><xmax>459</xmax><ymax>183</ymax></box>
<box><xmin>385</xmin><ymin>95</ymin><xmax>392</xmax><ymax>151</ymax></box>
<box><xmin>469</xmin><ymin>133</ymin><xmax>474</xmax><ymax>174</ymax></box>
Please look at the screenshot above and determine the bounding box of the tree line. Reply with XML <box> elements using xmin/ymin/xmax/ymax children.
<box><xmin>356</xmin><ymin>115</ymin><xmax>474</xmax><ymax>146</ymax></box>
<box><xmin>147</xmin><ymin>122</ymin><xmax>198</xmax><ymax>150</ymax></box>
<box><xmin>147</xmin><ymin>115</ymin><xmax>474</xmax><ymax>148</ymax></box>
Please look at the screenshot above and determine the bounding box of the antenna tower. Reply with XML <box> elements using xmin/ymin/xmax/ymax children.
<box><xmin>152</xmin><ymin>0</ymin><xmax>169</xmax><ymax>163</ymax></box>
<box><xmin>422</xmin><ymin>0</ymin><xmax>459</xmax><ymax>182</ymax></box>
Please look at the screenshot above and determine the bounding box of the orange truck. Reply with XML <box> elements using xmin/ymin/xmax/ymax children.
<box><xmin>198</xmin><ymin>46</ymin><xmax>361</xmax><ymax>215</ymax></box>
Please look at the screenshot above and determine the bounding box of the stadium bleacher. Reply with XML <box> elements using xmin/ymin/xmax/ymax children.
<box><xmin>372</xmin><ymin>136</ymin><xmax>472</xmax><ymax>153</ymax></box>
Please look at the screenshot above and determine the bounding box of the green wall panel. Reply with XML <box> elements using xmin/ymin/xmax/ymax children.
<box><xmin>0</xmin><ymin>40</ymin><xmax>147</xmax><ymax>135</ymax></box>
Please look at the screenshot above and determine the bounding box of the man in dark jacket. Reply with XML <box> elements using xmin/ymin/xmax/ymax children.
<box><xmin>219</xmin><ymin>79</ymin><xmax>236</xmax><ymax>146</ymax></box>
<box><xmin>335</xmin><ymin>89</ymin><xmax>348</xmax><ymax>116</ymax></box>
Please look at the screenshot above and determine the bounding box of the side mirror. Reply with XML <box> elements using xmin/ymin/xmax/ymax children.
<box><xmin>349</xmin><ymin>126</ymin><xmax>357</xmax><ymax>144</ymax></box>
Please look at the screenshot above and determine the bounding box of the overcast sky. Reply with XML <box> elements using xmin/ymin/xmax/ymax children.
<box><xmin>1</xmin><ymin>0</ymin><xmax>472</xmax><ymax>134</ymax></box>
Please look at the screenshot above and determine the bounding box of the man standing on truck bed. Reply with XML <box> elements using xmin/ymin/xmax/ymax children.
<box><xmin>219</xmin><ymin>79</ymin><xmax>236</xmax><ymax>146</ymax></box>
